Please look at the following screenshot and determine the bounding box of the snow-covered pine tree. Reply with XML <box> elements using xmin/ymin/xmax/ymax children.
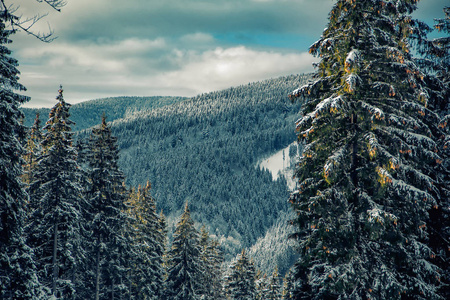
<box><xmin>198</xmin><ymin>226</ymin><xmax>225</xmax><ymax>300</ymax></box>
<box><xmin>84</xmin><ymin>115</ymin><xmax>130</xmax><ymax>300</ymax></box>
<box><xmin>255</xmin><ymin>271</ymin><xmax>268</xmax><ymax>300</ymax></box>
<box><xmin>427</xmin><ymin>6</ymin><xmax>450</xmax><ymax>298</ymax></box>
<box><xmin>224</xmin><ymin>249</ymin><xmax>256</xmax><ymax>300</ymax></box>
<box><xmin>126</xmin><ymin>182</ymin><xmax>165</xmax><ymax>299</ymax></box>
<box><xmin>157</xmin><ymin>209</ymin><xmax>167</xmax><ymax>256</ymax></box>
<box><xmin>0</xmin><ymin>14</ymin><xmax>46</xmax><ymax>300</ymax></box>
<box><xmin>165</xmin><ymin>202</ymin><xmax>203</xmax><ymax>300</ymax></box>
<box><xmin>26</xmin><ymin>87</ymin><xmax>86</xmax><ymax>298</ymax></box>
<box><xmin>288</xmin><ymin>0</ymin><xmax>446</xmax><ymax>298</ymax></box>
<box><xmin>207</xmin><ymin>239</ymin><xmax>225</xmax><ymax>299</ymax></box>
<box><xmin>281</xmin><ymin>269</ymin><xmax>294</xmax><ymax>300</ymax></box>
<box><xmin>433</xmin><ymin>6</ymin><xmax>450</xmax><ymax>100</ymax></box>
<box><xmin>22</xmin><ymin>113</ymin><xmax>42</xmax><ymax>189</ymax></box>
<box><xmin>266</xmin><ymin>266</ymin><xmax>281</xmax><ymax>300</ymax></box>
<box><xmin>198</xmin><ymin>226</ymin><xmax>212</xmax><ymax>298</ymax></box>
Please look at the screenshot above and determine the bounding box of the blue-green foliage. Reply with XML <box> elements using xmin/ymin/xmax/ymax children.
<box><xmin>22</xmin><ymin>96</ymin><xmax>187</xmax><ymax>132</ymax></box>
<box><xmin>106</xmin><ymin>75</ymin><xmax>309</xmax><ymax>257</ymax></box>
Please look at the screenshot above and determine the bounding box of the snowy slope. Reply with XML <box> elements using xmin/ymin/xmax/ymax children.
<box><xmin>258</xmin><ymin>142</ymin><xmax>300</xmax><ymax>191</ymax></box>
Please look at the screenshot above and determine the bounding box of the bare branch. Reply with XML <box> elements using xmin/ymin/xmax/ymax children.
<box><xmin>35</xmin><ymin>0</ymin><xmax>67</xmax><ymax>12</ymax></box>
<box><xmin>0</xmin><ymin>0</ymin><xmax>66</xmax><ymax>42</ymax></box>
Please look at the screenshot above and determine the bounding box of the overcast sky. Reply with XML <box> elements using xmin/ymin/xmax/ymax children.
<box><xmin>11</xmin><ymin>0</ymin><xmax>446</xmax><ymax>108</ymax></box>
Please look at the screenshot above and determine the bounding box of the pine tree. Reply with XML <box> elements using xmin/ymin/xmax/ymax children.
<box><xmin>224</xmin><ymin>249</ymin><xmax>256</xmax><ymax>300</ymax></box>
<box><xmin>26</xmin><ymin>87</ymin><xmax>85</xmax><ymax>298</ymax></box>
<box><xmin>165</xmin><ymin>202</ymin><xmax>203</xmax><ymax>300</ymax></box>
<box><xmin>126</xmin><ymin>182</ymin><xmax>165</xmax><ymax>299</ymax></box>
<box><xmin>427</xmin><ymin>6</ymin><xmax>450</xmax><ymax>299</ymax></box>
<box><xmin>208</xmin><ymin>239</ymin><xmax>225</xmax><ymax>299</ymax></box>
<box><xmin>255</xmin><ymin>271</ymin><xmax>268</xmax><ymax>300</ymax></box>
<box><xmin>84</xmin><ymin>115</ymin><xmax>130</xmax><ymax>300</ymax></box>
<box><xmin>198</xmin><ymin>226</ymin><xmax>225</xmax><ymax>300</ymax></box>
<box><xmin>0</xmin><ymin>15</ymin><xmax>46</xmax><ymax>300</ymax></box>
<box><xmin>266</xmin><ymin>267</ymin><xmax>281</xmax><ymax>300</ymax></box>
<box><xmin>281</xmin><ymin>269</ymin><xmax>294</xmax><ymax>300</ymax></box>
<box><xmin>22</xmin><ymin>113</ymin><xmax>42</xmax><ymax>189</ymax></box>
<box><xmin>288</xmin><ymin>0</ymin><xmax>446</xmax><ymax>298</ymax></box>
<box><xmin>433</xmin><ymin>7</ymin><xmax>450</xmax><ymax>98</ymax></box>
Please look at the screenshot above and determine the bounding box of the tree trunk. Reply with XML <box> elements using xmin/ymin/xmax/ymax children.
<box><xmin>52</xmin><ymin>222</ymin><xmax>59</xmax><ymax>297</ymax></box>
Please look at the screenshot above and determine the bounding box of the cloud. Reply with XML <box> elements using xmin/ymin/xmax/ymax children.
<box><xmin>10</xmin><ymin>0</ymin><xmax>447</xmax><ymax>108</ymax></box>
<box><xmin>18</xmin><ymin>40</ymin><xmax>315</xmax><ymax>107</ymax></box>
<box><xmin>159</xmin><ymin>46</ymin><xmax>315</xmax><ymax>95</ymax></box>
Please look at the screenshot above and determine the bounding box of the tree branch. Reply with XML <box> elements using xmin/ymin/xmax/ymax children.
<box><xmin>0</xmin><ymin>0</ymin><xmax>66</xmax><ymax>42</ymax></box>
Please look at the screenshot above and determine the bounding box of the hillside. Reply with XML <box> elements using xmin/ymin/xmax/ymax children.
<box><xmin>22</xmin><ymin>96</ymin><xmax>187</xmax><ymax>132</ymax></box>
<box><xmin>97</xmin><ymin>74</ymin><xmax>309</xmax><ymax>259</ymax></box>
<box><xmin>24</xmin><ymin>74</ymin><xmax>309</xmax><ymax>264</ymax></box>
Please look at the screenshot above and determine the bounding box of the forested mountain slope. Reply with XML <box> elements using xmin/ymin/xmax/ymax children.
<box><xmin>102</xmin><ymin>74</ymin><xmax>309</xmax><ymax>257</ymax></box>
<box><xmin>22</xmin><ymin>96</ymin><xmax>187</xmax><ymax>131</ymax></box>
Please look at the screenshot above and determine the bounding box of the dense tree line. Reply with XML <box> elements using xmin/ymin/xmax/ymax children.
<box><xmin>16</xmin><ymin>89</ymin><xmax>292</xmax><ymax>299</ymax></box>
<box><xmin>22</xmin><ymin>96</ymin><xmax>187</xmax><ymax>132</ymax></box>
<box><xmin>24</xmin><ymin>75</ymin><xmax>309</xmax><ymax>261</ymax></box>
<box><xmin>104</xmin><ymin>75</ymin><xmax>308</xmax><ymax>258</ymax></box>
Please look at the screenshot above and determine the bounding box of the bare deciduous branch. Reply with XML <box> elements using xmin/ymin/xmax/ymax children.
<box><xmin>36</xmin><ymin>0</ymin><xmax>67</xmax><ymax>12</ymax></box>
<box><xmin>1</xmin><ymin>0</ymin><xmax>66</xmax><ymax>42</ymax></box>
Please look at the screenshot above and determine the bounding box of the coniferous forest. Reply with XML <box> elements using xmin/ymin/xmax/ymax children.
<box><xmin>1</xmin><ymin>1</ymin><xmax>449</xmax><ymax>300</ymax></box>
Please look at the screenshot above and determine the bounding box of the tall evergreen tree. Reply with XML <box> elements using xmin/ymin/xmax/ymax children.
<box><xmin>165</xmin><ymin>202</ymin><xmax>203</xmax><ymax>300</ymax></box>
<box><xmin>126</xmin><ymin>182</ymin><xmax>165</xmax><ymax>299</ymax></box>
<box><xmin>433</xmin><ymin>6</ymin><xmax>450</xmax><ymax>97</ymax></box>
<box><xmin>427</xmin><ymin>6</ymin><xmax>450</xmax><ymax>298</ymax></box>
<box><xmin>85</xmin><ymin>115</ymin><xmax>131</xmax><ymax>300</ymax></box>
<box><xmin>26</xmin><ymin>87</ymin><xmax>85</xmax><ymax>298</ymax></box>
<box><xmin>224</xmin><ymin>249</ymin><xmax>256</xmax><ymax>300</ymax></box>
<box><xmin>281</xmin><ymin>269</ymin><xmax>295</xmax><ymax>300</ymax></box>
<box><xmin>255</xmin><ymin>271</ymin><xmax>268</xmax><ymax>300</ymax></box>
<box><xmin>0</xmin><ymin>14</ymin><xmax>46</xmax><ymax>300</ymax></box>
<box><xmin>199</xmin><ymin>226</ymin><xmax>225</xmax><ymax>300</ymax></box>
<box><xmin>22</xmin><ymin>113</ymin><xmax>42</xmax><ymax>189</ymax></box>
<box><xmin>289</xmin><ymin>0</ymin><xmax>446</xmax><ymax>298</ymax></box>
<box><xmin>266</xmin><ymin>267</ymin><xmax>281</xmax><ymax>300</ymax></box>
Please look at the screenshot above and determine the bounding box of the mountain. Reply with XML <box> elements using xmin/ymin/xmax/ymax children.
<box><xmin>21</xmin><ymin>96</ymin><xmax>187</xmax><ymax>132</ymax></box>
<box><xmin>24</xmin><ymin>74</ymin><xmax>310</xmax><ymax>266</ymax></box>
<box><xmin>105</xmin><ymin>74</ymin><xmax>309</xmax><ymax>259</ymax></box>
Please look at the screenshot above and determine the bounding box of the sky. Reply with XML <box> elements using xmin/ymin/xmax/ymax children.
<box><xmin>10</xmin><ymin>0</ymin><xmax>447</xmax><ymax>108</ymax></box>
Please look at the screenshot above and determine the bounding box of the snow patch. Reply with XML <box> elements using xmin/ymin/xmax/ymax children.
<box><xmin>257</xmin><ymin>142</ymin><xmax>299</xmax><ymax>190</ymax></box>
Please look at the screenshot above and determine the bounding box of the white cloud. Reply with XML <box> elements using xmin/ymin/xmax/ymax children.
<box><xmin>158</xmin><ymin>46</ymin><xmax>315</xmax><ymax>95</ymax></box>
<box><xmin>18</xmin><ymin>40</ymin><xmax>315</xmax><ymax>107</ymax></box>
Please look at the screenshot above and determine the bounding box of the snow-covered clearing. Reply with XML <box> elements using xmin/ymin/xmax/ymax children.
<box><xmin>257</xmin><ymin>142</ymin><xmax>298</xmax><ymax>191</ymax></box>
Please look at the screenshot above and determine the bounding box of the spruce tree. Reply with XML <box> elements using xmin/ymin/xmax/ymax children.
<box><xmin>433</xmin><ymin>6</ymin><xmax>450</xmax><ymax>97</ymax></box>
<box><xmin>207</xmin><ymin>239</ymin><xmax>225</xmax><ymax>299</ymax></box>
<box><xmin>428</xmin><ymin>6</ymin><xmax>450</xmax><ymax>298</ymax></box>
<box><xmin>199</xmin><ymin>226</ymin><xmax>225</xmax><ymax>300</ymax></box>
<box><xmin>84</xmin><ymin>115</ymin><xmax>131</xmax><ymax>300</ymax></box>
<box><xmin>0</xmin><ymin>15</ymin><xmax>46</xmax><ymax>300</ymax></box>
<box><xmin>266</xmin><ymin>267</ymin><xmax>281</xmax><ymax>300</ymax></box>
<box><xmin>281</xmin><ymin>269</ymin><xmax>295</xmax><ymax>300</ymax></box>
<box><xmin>165</xmin><ymin>202</ymin><xmax>203</xmax><ymax>300</ymax></box>
<box><xmin>224</xmin><ymin>249</ymin><xmax>256</xmax><ymax>300</ymax></box>
<box><xmin>126</xmin><ymin>182</ymin><xmax>165</xmax><ymax>299</ymax></box>
<box><xmin>22</xmin><ymin>113</ymin><xmax>42</xmax><ymax>189</ymax></box>
<box><xmin>289</xmin><ymin>0</ymin><xmax>446</xmax><ymax>298</ymax></box>
<box><xmin>26</xmin><ymin>87</ymin><xmax>85</xmax><ymax>298</ymax></box>
<box><xmin>255</xmin><ymin>271</ymin><xmax>268</xmax><ymax>300</ymax></box>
